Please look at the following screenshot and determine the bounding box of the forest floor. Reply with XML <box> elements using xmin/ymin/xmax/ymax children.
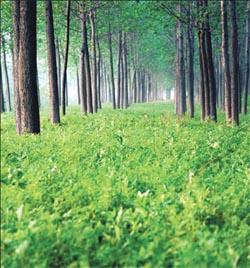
<box><xmin>1</xmin><ymin>103</ymin><xmax>250</xmax><ymax>267</ymax></box>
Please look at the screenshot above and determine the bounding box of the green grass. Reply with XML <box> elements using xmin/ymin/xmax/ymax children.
<box><xmin>1</xmin><ymin>103</ymin><xmax>250</xmax><ymax>268</ymax></box>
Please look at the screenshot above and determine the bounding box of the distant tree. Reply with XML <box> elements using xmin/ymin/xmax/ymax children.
<box><xmin>108</xmin><ymin>22</ymin><xmax>116</xmax><ymax>109</ymax></box>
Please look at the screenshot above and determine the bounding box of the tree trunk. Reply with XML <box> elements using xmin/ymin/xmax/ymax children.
<box><xmin>56</xmin><ymin>38</ymin><xmax>61</xmax><ymax>105</ymax></box>
<box><xmin>13</xmin><ymin>0</ymin><xmax>21</xmax><ymax>133</ymax></box>
<box><xmin>229</xmin><ymin>0</ymin><xmax>240</xmax><ymax>125</ymax></box>
<box><xmin>45</xmin><ymin>0</ymin><xmax>60</xmax><ymax>124</ymax></box>
<box><xmin>124</xmin><ymin>32</ymin><xmax>129</xmax><ymax>108</ymax></box>
<box><xmin>242</xmin><ymin>1</ymin><xmax>250</xmax><ymax>114</ymax></box>
<box><xmin>117</xmin><ymin>30</ymin><xmax>122</xmax><ymax>109</ymax></box>
<box><xmin>61</xmin><ymin>0</ymin><xmax>70</xmax><ymax>115</ymax></box>
<box><xmin>204</xmin><ymin>0</ymin><xmax>217</xmax><ymax>121</ymax></box>
<box><xmin>0</xmin><ymin>36</ymin><xmax>4</xmax><ymax>113</ymax></box>
<box><xmin>2</xmin><ymin>38</ymin><xmax>11</xmax><ymax>112</ymax></box>
<box><xmin>121</xmin><ymin>36</ymin><xmax>125</xmax><ymax>108</ymax></box>
<box><xmin>83</xmin><ymin>13</ymin><xmax>93</xmax><ymax>114</ymax></box>
<box><xmin>97</xmin><ymin>36</ymin><xmax>102</xmax><ymax>109</ymax></box>
<box><xmin>108</xmin><ymin>22</ymin><xmax>116</xmax><ymax>109</ymax></box>
<box><xmin>80</xmin><ymin>13</ymin><xmax>87</xmax><ymax>114</ymax></box>
<box><xmin>89</xmin><ymin>10</ymin><xmax>98</xmax><ymax>113</ymax></box>
<box><xmin>188</xmin><ymin>1</ymin><xmax>194</xmax><ymax>118</ymax></box>
<box><xmin>177</xmin><ymin>6</ymin><xmax>186</xmax><ymax>116</ymax></box>
<box><xmin>18</xmin><ymin>0</ymin><xmax>40</xmax><ymax>133</ymax></box>
<box><xmin>76</xmin><ymin>67</ymin><xmax>80</xmax><ymax>105</ymax></box>
<box><xmin>201</xmin><ymin>28</ymin><xmax>210</xmax><ymax>118</ymax></box>
<box><xmin>133</xmin><ymin>69</ymin><xmax>137</xmax><ymax>103</ymax></box>
<box><xmin>199</xmin><ymin>46</ymin><xmax>205</xmax><ymax>121</ymax></box>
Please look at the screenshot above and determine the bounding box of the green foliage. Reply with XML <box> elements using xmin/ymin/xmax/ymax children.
<box><xmin>1</xmin><ymin>104</ymin><xmax>250</xmax><ymax>267</ymax></box>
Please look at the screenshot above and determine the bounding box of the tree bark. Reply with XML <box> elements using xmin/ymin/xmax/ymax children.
<box><xmin>45</xmin><ymin>0</ymin><xmax>60</xmax><ymax>124</ymax></box>
<box><xmin>18</xmin><ymin>0</ymin><xmax>40</xmax><ymax>133</ymax></box>
<box><xmin>61</xmin><ymin>0</ymin><xmax>71</xmax><ymax>116</ymax></box>
<box><xmin>229</xmin><ymin>0</ymin><xmax>240</xmax><ymax>125</ymax></box>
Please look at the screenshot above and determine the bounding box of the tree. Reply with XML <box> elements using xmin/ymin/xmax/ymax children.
<box><xmin>108</xmin><ymin>22</ymin><xmax>116</xmax><ymax>109</ymax></box>
<box><xmin>124</xmin><ymin>32</ymin><xmax>129</xmax><ymax>108</ymax></box>
<box><xmin>18</xmin><ymin>0</ymin><xmax>40</xmax><ymax>133</ymax></box>
<box><xmin>79</xmin><ymin>12</ymin><xmax>87</xmax><ymax>115</ymax></box>
<box><xmin>45</xmin><ymin>0</ymin><xmax>60</xmax><ymax>124</ymax></box>
<box><xmin>221</xmin><ymin>0</ymin><xmax>232</xmax><ymax>122</ymax></box>
<box><xmin>2</xmin><ymin>37</ymin><xmax>11</xmax><ymax>112</ymax></box>
<box><xmin>242</xmin><ymin>1</ymin><xmax>250</xmax><ymax>114</ymax></box>
<box><xmin>187</xmin><ymin>1</ymin><xmax>194</xmax><ymax>118</ymax></box>
<box><xmin>176</xmin><ymin>4</ymin><xmax>186</xmax><ymax>116</ymax></box>
<box><xmin>90</xmin><ymin>10</ymin><xmax>98</xmax><ymax>113</ymax></box>
<box><xmin>204</xmin><ymin>0</ymin><xmax>217</xmax><ymax>121</ymax></box>
<box><xmin>117</xmin><ymin>30</ymin><xmax>122</xmax><ymax>108</ymax></box>
<box><xmin>83</xmin><ymin>13</ymin><xmax>93</xmax><ymax>114</ymax></box>
<box><xmin>12</xmin><ymin>0</ymin><xmax>21</xmax><ymax>133</ymax></box>
<box><xmin>61</xmin><ymin>0</ymin><xmax>71</xmax><ymax>116</ymax></box>
<box><xmin>0</xmin><ymin>37</ymin><xmax>4</xmax><ymax>113</ymax></box>
<box><xmin>229</xmin><ymin>0</ymin><xmax>239</xmax><ymax>125</ymax></box>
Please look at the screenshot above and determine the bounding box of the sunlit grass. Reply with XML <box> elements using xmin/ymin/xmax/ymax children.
<box><xmin>1</xmin><ymin>103</ymin><xmax>250</xmax><ymax>267</ymax></box>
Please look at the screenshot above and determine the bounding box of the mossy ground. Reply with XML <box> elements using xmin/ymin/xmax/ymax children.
<box><xmin>1</xmin><ymin>103</ymin><xmax>250</xmax><ymax>267</ymax></box>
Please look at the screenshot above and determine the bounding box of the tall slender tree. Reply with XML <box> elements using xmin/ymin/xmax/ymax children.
<box><xmin>2</xmin><ymin>37</ymin><xmax>11</xmax><ymax>112</ymax></box>
<box><xmin>56</xmin><ymin>38</ymin><xmax>61</xmax><ymax>105</ymax></box>
<box><xmin>0</xmin><ymin>36</ymin><xmax>4</xmax><ymax>113</ymax></box>
<box><xmin>79</xmin><ymin>12</ymin><xmax>87</xmax><ymax>115</ymax></box>
<box><xmin>83</xmin><ymin>13</ymin><xmax>93</xmax><ymax>114</ymax></box>
<box><xmin>12</xmin><ymin>0</ymin><xmax>21</xmax><ymax>133</ymax></box>
<box><xmin>188</xmin><ymin>1</ymin><xmax>194</xmax><ymax>118</ymax></box>
<box><xmin>61</xmin><ymin>0</ymin><xmax>71</xmax><ymax>116</ymax></box>
<box><xmin>204</xmin><ymin>0</ymin><xmax>217</xmax><ymax>121</ymax></box>
<box><xmin>221</xmin><ymin>0</ymin><xmax>232</xmax><ymax>122</ymax></box>
<box><xmin>242</xmin><ymin>1</ymin><xmax>250</xmax><ymax>114</ymax></box>
<box><xmin>45</xmin><ymin>0</ymin><xmax>60</xmax><ymax>124</ymax></box>
<box><xmin>108</xmin><ymin>22</ymin><xmax>116</xmax><ymax>109</ymax></box>
<box><xmin>229</xmin><ymin>0</ymin><xmax>239</xmax><ymax>125</ymax></box>
<box><xmin>90</xmin><ymin>10</ymin><xmax>98</xmax><ymax>113</ymax></box>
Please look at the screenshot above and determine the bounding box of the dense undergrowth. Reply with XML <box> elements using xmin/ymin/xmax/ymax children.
<box><xmin>1</xmin><ymin>103</ymin><xmax>250</xmax><ymax>267</ymax></box>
